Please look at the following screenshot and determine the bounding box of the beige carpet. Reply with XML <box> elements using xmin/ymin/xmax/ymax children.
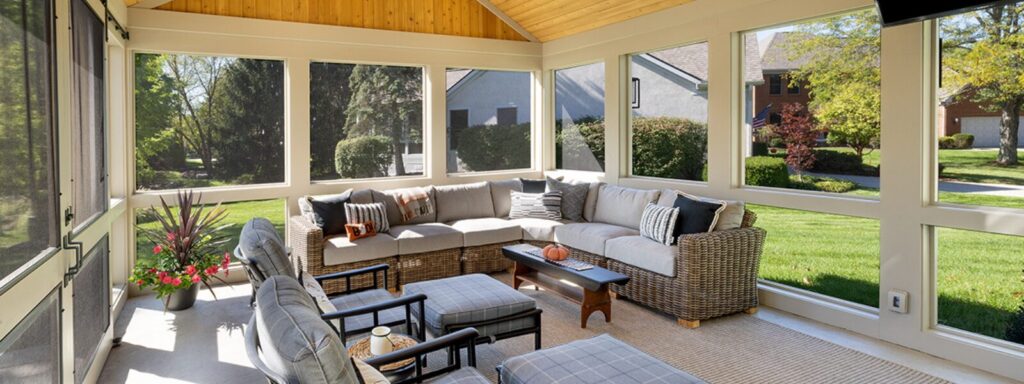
<box><xmin>101</xmin><ymin>274</ymin><xmax>951</xmax><ymax>384</ymax></box>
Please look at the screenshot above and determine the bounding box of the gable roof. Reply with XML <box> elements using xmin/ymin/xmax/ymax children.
<box><xmin>646</xmin><ymin>34</ymin><xmax>763</xmax><ymax>84</ymax></box>
<box><xmin>759</xmin><ymin>32</ymin><xmax>813</xmax><ymax>72</ymax></box>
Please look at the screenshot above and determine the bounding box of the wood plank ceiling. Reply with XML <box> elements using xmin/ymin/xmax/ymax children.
<box><xmin>124</xmin><ymin>0</ymin><xmax>695</xmax><ymax>42</ymax></box>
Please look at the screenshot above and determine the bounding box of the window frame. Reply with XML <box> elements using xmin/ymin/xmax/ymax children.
<box><xmin>551</xmin><ymin>60</ymin><xmax>608</xmax><ymax>174</ymax></box>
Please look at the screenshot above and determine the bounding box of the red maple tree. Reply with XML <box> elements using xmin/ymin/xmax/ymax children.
<box><xmin>775</xmin><ymin>103</ymin><xmax>819</xmax><ymax>180</ymax></box>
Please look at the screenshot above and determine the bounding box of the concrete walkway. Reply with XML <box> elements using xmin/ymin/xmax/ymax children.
<box><xmin>806</xmin><ymin>172</ymin><xmax>1024</xmax><ymax>198</ymax></box>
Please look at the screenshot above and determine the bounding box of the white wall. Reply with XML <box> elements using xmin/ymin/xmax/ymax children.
<box><xmin>447</xmin><ymin>70</ymin><xmax>533</xmax><ymax>127</ymax></box>
<box><xmin>630</xmin><ymin>55</ymin><xmax>708</xmax><ymax>122</ymax></box>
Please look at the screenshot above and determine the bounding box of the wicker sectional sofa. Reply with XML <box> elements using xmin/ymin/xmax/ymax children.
<box><xmin>290</xmin><ymin>179</ymin><xmax>766</xmax><ymax>327</ymax></box>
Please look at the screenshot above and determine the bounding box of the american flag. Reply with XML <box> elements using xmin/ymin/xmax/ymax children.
<box><xmin>752</xmin><ymin>104</ymin><xmax>772</xmax><ymax>129</ymax></box>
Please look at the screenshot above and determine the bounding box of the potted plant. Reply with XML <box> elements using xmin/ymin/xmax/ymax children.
<box><xmin>130</xmin><ymin>190</ymin><xmax>232</xmax><ymax>311</ymax></box>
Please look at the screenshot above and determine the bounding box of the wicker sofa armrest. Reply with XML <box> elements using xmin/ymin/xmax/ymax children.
<box><xmin>675</xmin><ymin>226</ymin><xmax>767</xmax><ymax>319</ymax></box>
<box><xmin>289</xmin><ymin>215</ymin><xmax>324</xmax><ymax>275</ymax></box>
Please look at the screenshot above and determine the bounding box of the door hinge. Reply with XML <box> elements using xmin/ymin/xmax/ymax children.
<box><xmin>64</xmin><ymin>206</ymin><xmax>74</xmax><ymax>227</ymax></box>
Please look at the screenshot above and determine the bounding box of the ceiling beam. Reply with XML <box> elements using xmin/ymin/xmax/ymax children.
<box><xmin>128</xmin><ymin>0</ymin><xmax>174</xmax><ymax>9</ymax></box>
<box><xmin>476</xmin><ymin>0</ymin><xmax>540</xmax><ymax>42</ymax></box>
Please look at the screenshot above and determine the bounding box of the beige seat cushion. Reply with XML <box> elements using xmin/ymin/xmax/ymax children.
<box><xmin>592</xmin><ymin>185</ymin><xmax>660</xmax><ymax>230</ymax></box>
<box><xmin>388</xmin><ymin>223</ymin><xmax>463</xmax><ymax>254</ymax></box>
<box><xmin>507</xmin><ymin>218</ymin><xmax>567</xmax><ymax>242</ymax></box>
<box><xmin>605</xmin><ymin>236</ymin><xmax>676</xmax><ymax>277</ymax></box>
<box><xmin>449</xmin><ymin>218</ymin><xmax>523</xmax><ymax>247</ymax></box>
<box><xmin>435</xmin><ymin>182</ymin><xmax>496</xmax><ymax>222</ymax></box>
<box><xmin>323</xmin><ymin>234</ymin><xmax>399</xmax><ymax>266</ymax></box>
<box><xmin>553</xmin><ymin>223</ymin><xmax>639</xmax><ymax>256</ymax></box>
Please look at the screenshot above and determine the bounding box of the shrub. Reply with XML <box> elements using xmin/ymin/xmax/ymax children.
<box><xmin>335</xmin><ymin>135</ymin><xmax>393</xmax><ymax>178</ymax></box>
<box><xmin>455</xmin><ymin>123</ymin><xmax>531</xmax><ymax>172</ymax></box>
<box><xmin>938</xmin><ymin>136</ymin><xmax>957</xmax><ymax>149</ymax></box>
<box><xmin>952</xmin><ymin>133</ymin><xmax>975</xmax><ymax>149</ymax></box>
<box><xmin>776</xmin><ymin>103</ymin><xmax>819</xmax><ymax>178</ymax></box>
<box><xmin>1008</xmin><ymin>288</ymin><xmax>1024</xmax><ymax>344</ymax></box>
<box><xmin>810</xmin><ymin>149</ymin><xmax>864</xmax><ymax>174</ymax></box>
<box><xmin>769</xmin><ymin>137</ymin><xmax>785</xmax><ymax>148</ymax></box>
<box><xmin>555</xmin><ymin>116</ymin><xmax>605</xmax><ymax>171</ymax></box>
<box><xmin>631</xmin><ymin>117</ymin><xmax>708</xmax><ymax>181</ymax></box>
<box><xmin>789</xmin><ymin>176</ymin><xmax>857</xmax><ymax>193</ymax></box>
<box><xmin>746</xmin><ymin>156</ymin><xmax>789</xmax><ymax>188</ymax></box>
<box><xmin>752</xmin><ymin>142</ymin><xmax>769</xmax><ymax>157</ymax></box>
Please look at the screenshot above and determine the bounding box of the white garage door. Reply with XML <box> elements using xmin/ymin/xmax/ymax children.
<box><xmin>961</xmin><ymin>116</ymin><xmax>1024</xmax><ymax>148</ymax></box>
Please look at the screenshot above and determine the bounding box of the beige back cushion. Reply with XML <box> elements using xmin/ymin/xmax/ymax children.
<box><xmin>490</xmin><ymin>179</ymin><xmax>523</xmax><ymax>218</ymax></box>
<box><xmin>435</xmin><ymin>182</ymin><xmax>496</xmax><ymax>222</ymax></box>
<box><xmin>592</xmin><ymin>185</ymin><xmax>660</xmax><ymax>229</ymax></box>
<box><xmin>658</xmin><ymin>189</ymin><xmax>745</xmax><ymax>231</ymax></box>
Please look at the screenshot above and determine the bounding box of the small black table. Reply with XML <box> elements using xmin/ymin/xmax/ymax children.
<box><xmin>502</xmin><ymin>244</ymin><xmax>630</xmax><ymax>328</ymax></box>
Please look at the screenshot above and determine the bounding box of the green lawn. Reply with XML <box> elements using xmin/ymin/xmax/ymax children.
<box><xmin>134</xmin><ymin>199</ymin><xmax>285</xmax><ymax>263</ymax></box>
<box><xmin>755</xmin><ymin>186</ymin><xmax>1024</xmax><ymax>343</ymax></box>
<box><xmin>816</xmin><ymin>147</ymin><xmax>1024</xmax><ymax>186</ymax></box>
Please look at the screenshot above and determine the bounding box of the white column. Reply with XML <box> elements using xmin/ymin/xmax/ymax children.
<box><xmin>285</xmin><ymin>58</ymin><xmax>311</xmax><ymax>243</ymax></box>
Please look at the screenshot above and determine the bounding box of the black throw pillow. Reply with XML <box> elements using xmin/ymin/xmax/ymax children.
<box><xmin>520</xmin><ymin>178</ymin><xmax>548</xmax><ymax>193</ymax></box>
<box><xmin>309</xmin><ymin>190</ymin><xmax>352</xmax><ymax>237</ymax></box>
<box><xmin>672</xmin><ymin>193</ymin><xmax>723</xmax><ymax>238</ymax></box>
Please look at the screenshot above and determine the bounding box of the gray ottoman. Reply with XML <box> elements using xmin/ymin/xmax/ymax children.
<box><xmin>403</xmin><ymin>274</ymin><xmax>542</xmax><ymax>349</ymax></box>
<box><xmin>498</xmin><ymin>334</ymin><xmax>706</xmax><ymax>384</ymax></box>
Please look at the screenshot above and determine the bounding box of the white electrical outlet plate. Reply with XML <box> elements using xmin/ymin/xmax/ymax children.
<box><xmin>888</xmin><ymin>290</ymin><xmax>909</xmax><ymax>314</ymax></box>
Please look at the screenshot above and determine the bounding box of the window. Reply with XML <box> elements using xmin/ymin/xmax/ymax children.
<box><xmin>0</xmin><ymin>0</ymin><xmax>58</xmax><ymax>282</ymax></box>
<box><xmin>497</xmin><ymin>107</ymin><xmax>518</xmax><ymax>126</ymax></box>
<box><xmin>743</xmin><ymin>9</ymin><xmax>881</xmax><ymax>197</ymax></box>
<box><xmin>310</xmin><ymin>62</ymin><xmax>423</xmax><ymax>180</ymax></box>
<box><xmin>555</xmin><ymin>63</ymin><xmax>605</xmax><ymax>172</ymax></box>
<box><xmin>768</xmin><ymin>74</ymin><xmax>782</xmax><ymax>95</ymax></box>
<box><xmin>753</xmin><ymin>204</ymin><xmax>880</xmax><ymax>308</ymax></box>
<box><xmin>134</xmin><ymin>53</ymin><xmax>285</xmax><ymax>190</ymax></box>
<box><xmin>71</xmin><ymin>0</ymin><xmax>106</xmax><ymax>228</ymax></box>
<box><xmin>936</xmin><ymin>2</ymin><xmax>1024</xmax><ymax>210</ymax></box>
<box><xmin>73</xmin><ymin>238</ymin><xmax>109</xmax><ymax>384</ymax></box>
<box><xmin>629</xmin><ymin>42</ymin><xmax>709</xmax><ymax>182</ymax></box>
<box><xmin>446</xmin><ymin>69</ymin><xmax>531</xmax><ymax>173</ymax></box>
<box><xmin>134</xmin><ymin>199</ymin><xmax>285</xmax><ymax>263</ymax></box>
<box><xmin>936</xmin><ymin>227</ymin><xmax>1024</xmax><ymax>345</ymax></box>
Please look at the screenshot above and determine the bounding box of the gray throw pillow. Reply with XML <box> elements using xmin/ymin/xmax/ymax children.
<box><xmin>546</xmin><ymin>177</ymin><xmax>589</xmax><ymax>221</ymax></box>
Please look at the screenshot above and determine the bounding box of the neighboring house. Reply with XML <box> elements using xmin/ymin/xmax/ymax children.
<box><xmin>752</xmin><ymin>32</ymin><xmax>811</xmax><ymax>127</ymax></box>
<box><xmin>938</xmin><ymin>87</ymin><xmax>1024</xmax><ymax>148</ymax></box>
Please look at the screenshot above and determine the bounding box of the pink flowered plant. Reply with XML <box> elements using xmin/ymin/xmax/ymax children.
<box><xmin>130</xmin><ymin>190</ymin><xmax>232</xmax><ymax>306</ymax></box>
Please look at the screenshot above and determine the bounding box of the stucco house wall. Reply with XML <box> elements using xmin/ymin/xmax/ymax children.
<box><xmin>446</xmin><ymin>70</ymin><xmax>532</xmax><ymax>127</ymax></box>
<box><xmin>629</xmin><ymin>55</ymin><xmax>708</xmax><ymax>122</ymax></box>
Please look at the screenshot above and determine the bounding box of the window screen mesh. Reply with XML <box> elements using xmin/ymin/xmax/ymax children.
<box><xmin>73</xmin><ymin>238</ymin><xmax>110</xmax><ymax>384</ymax></box>
<box><xmin>0</xmin><ymin>288</ymin><xmax>60</xmax><ymax>384</ymax></box>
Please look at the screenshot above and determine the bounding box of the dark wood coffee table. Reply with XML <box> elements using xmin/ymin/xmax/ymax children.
<box><xmin>502</xmin><ymin>244</ymin><xmax>630</xmax><ymax>328</ymax></box>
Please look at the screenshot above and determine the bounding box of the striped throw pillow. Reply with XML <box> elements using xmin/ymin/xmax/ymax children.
<box><xmin>344</xmin><ymin>202</ymin><xmax>390</xmax><ymax>234</ymax></box>
<box><xmin>639</xmin><ymin>203</ymin><xmax>679</xmax><ymax>245</ymax></box>
<box><xmin>509</xmin><ymin>191</ymin><xmax>563</xmax><ymax>220</ymax></box>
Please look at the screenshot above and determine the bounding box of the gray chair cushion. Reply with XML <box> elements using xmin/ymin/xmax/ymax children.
<box><xmin>389</xmin><ymin>223</ymin><xmax>464</xmax><ymax>254</ymax></box>
<box><xmin>435</xmin><ymin>182</ymin><xmax>495</xmax><ymax>222</ymax></box>
<box><xmin>426</xmin><ymin>367</ymin><xmax>491</xmax><ymax>383</ymax></box>
<box><xmin>553</xmin><ymin>223</ymin><xmax>639</xmax><ymax>256</ymax></box>
<box><xmin>403</xmin><ymin>274</ymin><xmax>536</xmax><ymax>338</ymax></box>
<box><xmin>498</xmin><ymin>334</ymin><xmax>706</xmax><ymax>384</ymax></box>
<box><xmin>254</xmin><ymin>276</ymin><xmax>359</xmax><ymax>384</ymax></box>
<box><xmin>241</xmin><ymin>218</ymin><xmax>294</xmax><ymax>281</ymax></box>
<box><xmin>490</xmin><ymin>179</ymin><xmax>524</xmax><ymax>218</ymax></box>
<box><xmin>329</xmin><ymin>288</ymin><xmax>408</xmax><ymax>333</ymax></box>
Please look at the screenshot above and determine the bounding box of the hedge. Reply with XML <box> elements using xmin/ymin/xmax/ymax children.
<box><xmin>335</xmin><ymin>135</ymin><xmax>393</xmax><ymax>178</ymax></box>
<box><xmin>455</xmin><ymin>123</ymin><xmax>531</xmax><ymax>172</ymax></box>
<box><xmin>939</xmin><ymin>134</ymin><xmax>974</xmax><ymax>150</ymax></box>
<box><xmin>809</xmin><ymin>149</ymin><xmax>878</xmax><ymax>176</ymax></box>
<box><xmin>555</xmin><ymin>117</ymin><xmax>605</xmax><ymax>171</ymax></box>
<box><xmin>746</xmin><ymin>156</ymin><xmax>789</xmax><ymax>188</ymax></box>
<box><xmin>631</xmin><ymin>117</ymin><xmax>707</xmax><ymax>181</ymax></box>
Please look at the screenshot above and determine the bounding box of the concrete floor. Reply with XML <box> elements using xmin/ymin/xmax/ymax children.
<box><xmin>98</xmin><ymin>279</ymin><xmax>1016</xmax><ymax>384</ymax></box>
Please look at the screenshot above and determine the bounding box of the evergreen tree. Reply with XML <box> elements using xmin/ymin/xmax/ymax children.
<box><xmin>211</xmin><ymin>59</ymin><xmax>285</xmax><ymax>183</ymax></box>
<box><xmin>310</xmin><ymin>62</ymin><xmax>355</xmax><ymax>179</ymax></box>
<box><xmin>343</xmin><ymin>65</ymin><xmax>422</xmax><ymax>176</ymax></box>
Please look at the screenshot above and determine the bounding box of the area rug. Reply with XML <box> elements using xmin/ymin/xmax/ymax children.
<box><xmin>447</xmin><ymin>273</ymin><xmax>950</xmax><ymax>384</ymax></box>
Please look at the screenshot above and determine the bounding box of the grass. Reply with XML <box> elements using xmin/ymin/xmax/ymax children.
<box><xmin>816</xmin><ymin>147</ymin><xmax>1024</xmax><ymax>186</ymax></box>
<box><xmin>134</xmin><ymin>199</ymin><xmax>286</xmax><ymax>263</ymax></box>
<box><xmin>755</xmin><ymin>185</ymin><xmax>1024</xmax><ymax>343</ymax></box>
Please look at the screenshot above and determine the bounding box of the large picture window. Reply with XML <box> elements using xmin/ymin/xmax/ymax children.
<box><xmin>629</xmin><ymin>42</ymin><xmax>708</xmax><ymax>182</ymax></box>
<box><xmin>0</xmin><ymin>0</ymin><xmax>57</xmax><ymax>282</ymax></box>
<box><xmin>310</xmin><ymin>62</ymin><xmax>423</xmax><ymax>180</ymax></box>
<box><xmin>555</xmin><ymin>62</ymin><xmax>605</xmax><ymax>172</ymax></box>
<box><xmin>936</xmin><ymin>2</ymin><xmax>1024</xmax><ymax>210</ymax></box>
<box><xmin>446</xmin><ymin>69</ymin><xmax>531</xmax><ymax>173</ymax></box>
<box><xmin>134</xmin><ymin>53</ymin><xmax>284</xmax><ymax>190</ymax></box>
<box><xmin>71</xmin><ymin>0</ymin><xmax>106</xmax><ymax>228</ymax></box>
<box><xmin>742</xmin><ymin>9</ymin><xmax>881</xmax><ymax>197</ymax></box>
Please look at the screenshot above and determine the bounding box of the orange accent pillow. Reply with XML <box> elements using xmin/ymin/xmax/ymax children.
<box><xmin>345</xmin><ymin>221</ymin><xmax>377</xmax><ymax>241</ymax></box>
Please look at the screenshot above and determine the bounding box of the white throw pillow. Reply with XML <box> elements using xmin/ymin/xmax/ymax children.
<box><xmin>344</xmin><ymin>202</ymin><xmax>390</xmax><ymax>233</ymax></box>
<box><xmin>509</xmin><ymin>191</ymin><xmax>563</xmax><ymax>220</ymax></box>
<box><xmin>639</xmin><ymin>203</ymin><xmax>679</xmax><ymax>245</ymax></box>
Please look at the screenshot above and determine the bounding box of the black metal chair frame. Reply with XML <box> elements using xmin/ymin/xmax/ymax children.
<box><xmin>440</xmin><ymin>307</ymin><xmax>543</xmax><ymax>365</ymax></box>
<box><xmin>247</xmin><ymin>316</ymin><xmax>480</xmax><ymax>384</ymax></box>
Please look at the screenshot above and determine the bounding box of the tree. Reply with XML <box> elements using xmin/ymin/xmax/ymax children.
<box><xmin>335</xmin><ymin>136</ymin><xmax>393</xmax><ymax>178</ymax></box>
<box><xmin>455</xmin><ymin>123</ymin><xmax>531</xmax><ymax>172</ymax></box>
<box><xmin>134</xmin><ymin>53</ymin><xmax>184</xmax><ymax>181</ymax></box>
<box><xmin>943</xmin><ymin>4</ymin><xmax>1024</xmax><ymax>165</ymax></box>
<box><xmin>776</xmin><ymin>103</ymin><xmax>820</xmax><ymax>180</ymax></box>
<box><xmin>310</xmin><ymin>63</ymin><xmax>355</xmax><ymax>179</ymax></box>
<box><xmin>165</xmin><ymin>55</ymin><xmax>232</xmax><ymax>174</ymax></box>
<box><xmin>785</xmin><ymin>9</ymin><xmax>880</xmax><ymax>161</ymax></box>
<box><xmin>343</xmin><ymin>65</ymin><xmax>422</xmax><ymax>176</ymax></box>
<box><xmin>211</xmin><ymin>59</ymin><xmax>285</xmax><ymax>183</ymax></box>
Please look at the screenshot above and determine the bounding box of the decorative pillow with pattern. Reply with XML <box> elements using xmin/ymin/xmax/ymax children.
<box><xmin>546</xmin><ymin>176</ymin><xmax>590</xmax><ymax>222</ymax></box>
<box><xmin>639</xmin><ymin>203</ymin><xmax>679</xmax><ymax>245</ymax></box>
<box><xmin>509</xmin><ymin>191</ymin><xmax>563</xmax><ymax>220</ymax></box>
<box><xmin>344</xmin><ymin>202</ymin><xmax>390</xmax><ymax>233</ymax></box>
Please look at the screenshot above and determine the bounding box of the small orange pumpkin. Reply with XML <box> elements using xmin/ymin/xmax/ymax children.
<box><xmin>542</xmin><ymin>244</ymin><xmax>569</xmax><ymax>261</ymax></box>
